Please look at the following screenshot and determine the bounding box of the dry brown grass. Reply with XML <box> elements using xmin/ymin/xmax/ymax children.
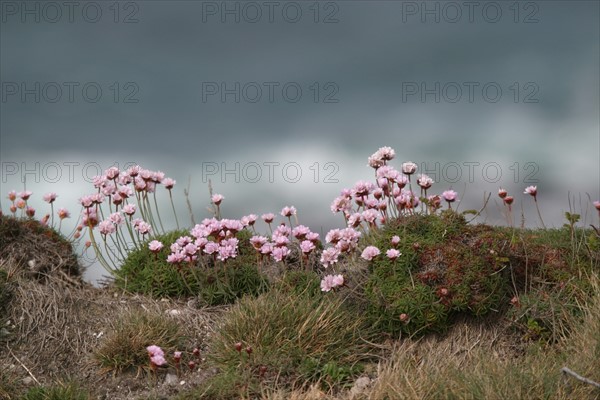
<box><xmin>0</xmin><ymin>254</ymin><xmax>223</xmax><ymax>399</ymax></box>
<box><xmin>364</xmin><ymin>277</ymin><xmax>600</xmax><ymax>400</ymax></box>
<box><xmin>0</xmin><ymin>215</ymin><xmax>81</xmax><ymax>282</ymax></box>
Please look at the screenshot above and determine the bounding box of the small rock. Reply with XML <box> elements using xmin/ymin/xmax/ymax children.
<box><xmin>350</xmin><ymin>376</ymin><xmax>371</xmax><ymax>397</ymax></box>
<box><xmin>164</xmin><ymin>373</ymin><xmax>178</xmax><ymax>385</ymax></box>
<box><xmin>22</xmin><ymin>377</ymin><xmax>34</xmax><ymax>385</ymax></box>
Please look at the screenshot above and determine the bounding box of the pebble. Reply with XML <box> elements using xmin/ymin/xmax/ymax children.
<box><xmin>350</xmin><ymin>376</ymin><xmax>371</xmax><ymax>397</ymax></box>
<box><xmin>164</xmin><ymin>373</ymin><xmax>178</xmax><ymax>385</ymax></box>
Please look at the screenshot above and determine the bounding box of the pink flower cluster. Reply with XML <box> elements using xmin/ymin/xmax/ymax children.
<box><xmin>168</xmin><ymin>217</ymin><xmax>246</xmax><ymax>264</ymax></box>
<box><xmin>320</xmin><ymin>274</ymin><xmax>344</xmax><ymax>292</ymax></box>
<box><xmin>250</xmin><ymin>218</ymin><xmax>320</xmax><ymax>264</ymax></box>
<box><xmin>4</xmin><ymin>190</ymin><xmax>71</xmax><ymax>228</ymax></box>
<box><xmin>319</xmin><ymin>227</ymin><xmax>362</xmax><ymax>267</ymax></box>
<box><xmin>76</xmin><ymin>165</ymin><xmax>178</xmax><ymax>241</ymax></box>
<box><xmin>330</xmin><ymin>147</ymin><xmax>460</xmax><ymax>231</ymax></box>
<box><xmin>146</xmin><ymin>345</ymin><xmax>167</xmax><ymax>367</ymax></box>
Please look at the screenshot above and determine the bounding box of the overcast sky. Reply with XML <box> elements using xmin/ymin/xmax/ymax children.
<box><xmin>1</xmin><ymin>1</ymin><xmax>599</xmax><ymax>282</ymax></box>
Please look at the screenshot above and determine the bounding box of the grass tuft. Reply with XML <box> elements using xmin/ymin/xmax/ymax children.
<box><xmin>95</xmin><ymin>308</ymin><xmax>183</xmax><ymax>374</ymax></box>
<box><xmin>191</xmin><ymin>289</ymin><xmax>375</xmax><ymax>398</ymax></box>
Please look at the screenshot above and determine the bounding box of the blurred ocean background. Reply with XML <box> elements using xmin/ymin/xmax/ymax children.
<box><xmin>1</xmin><ymin>0</ymin><xmax>598</xmax><ymax>283</ymax></box>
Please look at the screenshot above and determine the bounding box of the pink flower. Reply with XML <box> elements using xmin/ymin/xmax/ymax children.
<box><xmin>396</xmin><ymin>175</ymin><xmax>409</xmax><ymax>188</ymax></box>
<box><xmin>427</xmin><ymin>195</ymin><xmax>442</xmax><ymax>210</ymax></box>
<box><xmin>92</xmin><ymin>175</ymin><xmax>107</xmax><ymax>189</ymax></box>
<box><xmin>417</xmin><ymin>174</ymin><xmax>434</xmax><ymax>189</ymax></box>
<box><xmin>122</xmin><ymin>204</ymin><xmax>136</xmax><ymax>216</ymax></box>
<box><xmin>140</xmin><ymin>169</ymin><xmax>153</xmax><ymax>180</ymax></box>
<box><xmin>320</xmin><ymin>274</ymin><xmax>344</xmax><ymax>292</ymax></box>
<box><xmin>331</xmin><ymin>196</ymin><xmax>351</xmax><ymax>214</ymax></box>
<box><xmin>81</xmin><ymin>209</ymin><xmax>98</xmax><ymax>227</ymax></box>
<box><xmin>362</xmin><ymin>209</ymin><xmax>380</xmax><ymax>224</ymax></box>
<box><xmin>325</xmin><ymin>229</ymin><xmax>342</xmax><ymax>244</ymax></box>
<box><xmin>504</xmin><ymin>196</ymin><xmax>514</xmax><ymax>205</ymax></box>
<box><xmin>401</xmin><ymin>162</ymin><xmax>417</xmax><ymax>175</ymax></box>
<box><xmin>150</xmin><ymin>354</ymin><xmax>167</xmax><ymax>367</ymax></box>
<box><xmin>365</xmin><ymin>198</ymin><xmax>378</xmax><ymax>209</ymax></box>
<box><xmin>43</xmin><ymin>192</ymin><xmax>58</xmax><ymax>203</ymax></box>
<box><xmin>16</xmin><ymin>199</ymin><xmax>26</xmax><ymax>209</ymax></box>
<box><xmin>300</xmin><ymin>240</ymin><xmax>315</xmax><ymax>254</ymax></box>
<box><xmin>19</xmin><ymin>190</ymin><xmax>33</xmax><ymax>200</ymax></box>
<box><xmin>57</xmin><ymin>208</ymin><xmax>70</xmax><ymax>219</ymax></box>
<box><xmin>184</xmin><ymin>243</ymin><xmax>199</xmax><ymax>256</ymax></box>
<box><xmin>347</xmin><ymin>213</ymin><xmax>362</xmax><ymax>228</ymax></box>
<box><xmin>218</xmin><ymin>243</ymin><xmax>238</xmax><ymax>261</ymax></box>
<box><xmin>320</xmin><ymin>247</ymin><xmax>340</xmax><ymax>267</ymax></box>
<box><xmin>332</xmin><ymin>274</ymin><xmax>344</xmax><ymax>287</ymax></box>
<box><xmin>127</xmin><ymin>165</ymin><xmax>142</xmax><ymax>177</ymax></box>
<box><xmin>306</xmin><ymin>232</ymin><xmax>320</xmax><ymax>243</ymax></box>
<box><xmin>271</xmin><ymin>246</ymin><xmax>291</xmax><ymax>262</ymax></box>
<box><xmin>391</xmin><ymin>235</ymin><xmax>400</xmax><ymax>246</ymax></box>
<box><xmin>241</xmin><ymin>214</ymin><xmax>257</xmax><ymax>226</ymax></box>
<box><xmin>173</xmin><ymin>351</ymin><xmax>182</xmax><ymax>361</ymax></box>
<box><xmin>442</xmin><ymin>190</ymin><xmax>458</xmax><ymax>203</ymax></box>
<box><xmin>260</xmin><ymin>242</ymin><xmax>274</xmax><ymax>255</ymax></box>
<box><xmin>498</xmin><ymin>188</ymin><xmax>507</xmax><ymax>199</ymax></box>
<box><xmin>273</xmin><ymin>235</ymin><xmax>290</xmax><ymax>247</ymax></box>
<box><xmin>368</xmin><ymin>147</ymin><xmax>395</xmax><ymax>168</ymax></box>
<box><xmin>594</xmin><ymin>200</ymin><xmax>600</xmax><ymax>211</ymax></box>
<box><xmin>152</xmin><ymin>171</ymin><xmax>165</xmax><ymax>183</ymax></box>
<box><xmin>335</xmin><ymin>228</ymin><xmax>361</xmax><ymax>253</ymax></box>
<box><xmin>91</xmin><ymin>193</ymin><xmax>105</xmax><ymax>204</ymax></box>
<box><xmin>367</xmin><ymin>154</ymin><xmax>385</xmax><ymax>169</ymax></box>
<box><xmin>105</xmin><ymin>166</ymin><xmax>120</xmax><ymax>180</ymax></box>
<box><xmin>222</xmin><ymin>219</ymin><xmax>243</xmax><ymax>234</ymax></box>
<box><xmin>40</xmin><ymin>214</ymin><xmax>50</xmax><ymax>226</ymax></box>
<box><xmin>118</xmin><ymin>186</ymin><xmax>133</xmax><ymax>199</ymax></box>
<box><xmin>261</xmin><ymin>213</ymin><xmax>275</xmax><ymax>223</ymax></box>
<box><xmin>386</xmin><ymin>249</ymin><xmax>401</xmax><ymax>260</ymax></box>
<box><xmin>340</xmin><ymin>188</ymin><xmax>352</xmax><ymax>198</ymax></box>
<box><xmin>149</xmin><ymin>240</ymin><xmax>164</xmax><ymax>253</ymax></box>
<box><xmin>377</xmin><ymin>165</ymin><xmax>401</xmax><ymax>182</ymax></box>
<box><xmin>211</xmin><ymin>194</ymin><xmax>224</xmax><ymax>205</ymax></box>
<box><xmin>98</xmin><ymin>220</ymin><xmax>116</xmax><ymax>236</ymax></box>
<box><xmin>111</xmin><ymin>193</ymin><xmax>123</xmax><ymax>205</ymax></box>
<box><xmin>135</xmin><ymin>221</ymin><xmax>152</xmax><ymax>235</ymax></box>
<box><xmin>361</xmin><ymin>246</ymin><xmax>380</xmax><ymax>261</ymax></box>
<box><xmin>7</xmin><ymin>190</ymin><xmax>17</xmax><ymax>202</ymax></box>
<box><xmin>280</xmin><ymin>206</ymin><xmax>297</xmax><ymax>217</ymax></box>
<box><xmin>167</xmin><ymin>252</ymin><xmax>186</xmax><ymax>264</ymax></box>
<box><xmin>147</xmin><ymin>345</ymin><xmax>164</xmax><ymax>357</ymax></box>
<box><xmin>352</xmin><ymin>180</ymin><xmax>374</xmax><ymax>197</ymax></box>
<box><xmin>134</xmin><ymin>177</ymin><xmax>147</xmax><ymax>191</ymax></box>
<box><xmin>203</xmin><ymin>241</ymin><xmax>220</xmax><ymax>255</ymax></box>
<box><xmin>163</xmin><ymin>178</ymin><xmax>176</xmax><ymax>190</ymax></box>
<box><xmin>25</xmin><ymin>206</ymin><xmax>35</xmax><ymax>218</ymax></box>
<box><xmin>109</xmin><ymin>212</ymin><xmax>124</xmax><ymax>225</ymax></box>
<box><xmin>524</xmin><ymin>186</ymin><xmax>537</xmax><ymax>197</ymax></box>
<box><xmin>250</xmin><ymin>235</ymin><xmax>268</xmax><ymax>250</ymax></box>
<box><xmin>292</xmin><ymin>225</ymin><xmax>311</xmax><ymax>240</ymax></box>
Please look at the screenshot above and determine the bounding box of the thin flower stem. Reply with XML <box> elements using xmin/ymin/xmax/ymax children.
<box><xmin>168</xmin><ymin>190</ymin><xmax>180</xmax><ymax>230</ymax></box>
<box><xmin>152</xmin><ymin>191</ymin><xmax>166</xmax><ymax>234</ymax></box>
<box><xmin>534</xmin><ymin>198</ymin><xmax>547</xmax><ymax>229</ymax></box>
<box><xmin>87</xmin><ymin>226</ymin><xmax>115</xmax><ymax>274</ymax></box>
